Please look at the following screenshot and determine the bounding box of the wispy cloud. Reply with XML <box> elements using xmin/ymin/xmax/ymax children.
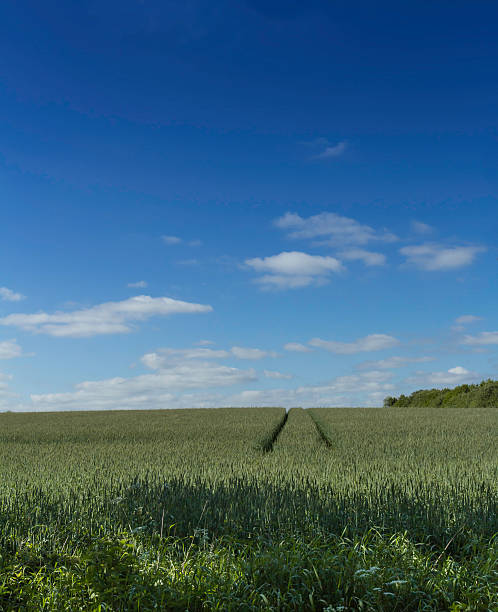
<box><xmin>162</xmin><ymin>236</ymin><xmax>202</xmax><ymax>247</ymax></box>
<box><xmin>141</xmin><ymin>345</ymin><xmax>277</xmax><ymax>368</ymax></box>
<box><xmin>314</xmin><ymin>140</ymin><xmax>347</xmax><ymax>159</ymax></box>
<box><xmin>339</xmin><ymin>249</ymin><xmax>386</xmax><ymax>266</ymax></box>
<box><xmin>127</xmin><ymin>281</ymin><xmax>148</xmax><ymax>288</ymax></box>
<box><xmin>309</xmin><ymin>334</ymin><xmax>399</xmax><ymax>354</ymax></box>
<box><xmin>284</xmin><ymin>342</ymin><xmax>313</xmax><ymax>353</ymax></box>
<box><xmin>408</xmin><ymin>366</ymin><xmax>478</xmax><ymax>387</ymax></box>
<box><xmin>411</xmin><ymin>220</ymin><xmax>433</xmax><ymax>234</ymax></box>
<box><xmin>162</xmin><ymin>235</ymin><xmax>182</xmax><ymax>245</ymax></box>
<box><xmin>30</xmin><ymin>362</ymin><xmax>257</xmax><ymax>411</ymax></box>
<box><xmin>0</xmin><ymin>295</ymin><xmax>212</xmax><ymax>338</ymax></box>
<box><xmin>225</xmin><ymin>370</ymin><xmax>394</xmax><ymax>408</ymax></box>
<box><xmin>0</xmin><ymin>372</ymin><xmax>19</xmax><ymax>411</ymax></box>
<box><xmin>0</xmin><ymin>339</ymin><xmax>23</xmax><ymax>360</ymax></box>
<box><xmin>0</xmin><ymin>287</ymin><xmax>25</xmax><ymax>302</ymax></box>
<box><xmin>230</xmin><ymin>346</ymin><xmax>278</xmax><ymax>360</ymax></box>
<box><xmin>263</xmin><ymin>370</ymin><xmax>292</xmax><ymax>380</ymax></box>
<box><xmin>246</xmin><ymin>251</ymin><xmax>343</xmax><ymax>290</ymax></box>
<box><xmin>28</xmin><ymin>343</ymin><xmax>274</xmax><ymax>411</ymax></box>
<box><xmin>461</xmin><ymin>331</ymin><xmax>498</xmax><ymax>346</ymax></box>
<box><xmin>357</xmin><ymin>355</ymin><xmax>434</xmax><ymax>370</ymax></box>
<box><xmin>400</xmin><ymin>244</ymin><xmax>485</xmax><ymax>270</ymax></box>
<box><xmin>455</xmin><ymin>315</ymin><xmax>482</xmax><ymax>325</ymax></box>
<box><xmin>451</xmin><ymin>314</ymin><xmax>483</xmax><ymax>332</ymax></box>
<box><xmin>275</xmin><ymin>212</ymin><xmax>397</xmax><ymax>247</ymax></box>
<box><xmin>141</xmin><ymin>348</ymin><xmax>230</xmax><ymax>369</ymax></box>
<box><xmin>27</xmin><ymin>367</ymin><xmax>396</xmax><ymax>411</ymax></box>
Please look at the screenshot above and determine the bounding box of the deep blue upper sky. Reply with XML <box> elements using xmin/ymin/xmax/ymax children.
<box><xmin>1</xmin><ymin>1</ymin><xmax>497</xmax><ymax>410</ymax></box>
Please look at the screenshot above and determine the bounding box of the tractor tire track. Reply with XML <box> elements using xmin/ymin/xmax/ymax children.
<box><xmin>260</xmin><ymin>410</ymin><xmax>289</xmax><ymax>453</ymax></box>
<box><xmin>308</xmin><ymin>410</ymin><xmax>333</xmax><ymax>448</ymax></box>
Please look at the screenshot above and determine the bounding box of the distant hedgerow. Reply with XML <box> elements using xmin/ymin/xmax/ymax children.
<box><xmin>384</xmin><ymin>378</ymin><xmax>498</xmax><ymax>407</ymax></box>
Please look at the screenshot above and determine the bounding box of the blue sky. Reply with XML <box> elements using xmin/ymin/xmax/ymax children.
<box><xmin>1</xmin><ymin>0</ymin><xmax>497</xmax><ymax>410</ymax></box>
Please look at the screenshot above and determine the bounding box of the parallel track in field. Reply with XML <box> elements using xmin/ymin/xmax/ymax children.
<box><xmin>308</xmin><ymin>410</ymin><xmax>333</xmax><ymax>448</ymax></box>
<box><xmin>261</xmin><ymin>410</ymin><xmax>289</xmax><ymax>452</ymax></box>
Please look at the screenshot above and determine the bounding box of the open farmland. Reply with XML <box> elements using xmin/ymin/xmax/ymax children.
<box><xmin>0</xmin><ymin>407</ymin><xmax>496</xmax><ymax>610</ymax></box>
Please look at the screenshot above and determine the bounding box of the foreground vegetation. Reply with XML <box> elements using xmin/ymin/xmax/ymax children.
<box><xmin>0</xmin><ymin>406</ymin><xmax>495</xmax><ymax>610</ymax></box>
<box><xmin>1</xmin><ymin>529</ymin><xmax>495</xmax><ymax>610</ymax></box>
<box><xmin>384</xmin><ymin>378</ymin><xmax>498</xmax><ymax>408</ymax></box>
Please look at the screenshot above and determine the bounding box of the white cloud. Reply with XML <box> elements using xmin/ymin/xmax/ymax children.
<box><xmin>411</xmin><ymin>221</ymin><xmax>433</xmax><ymax>234</ymax></box>
<box><xmin>246</xmin><ymin>251</ymin><xmax>343</xmax><ymax>290</ymax></box>
<box><xmin>255</xmin><ymin>274</ymin><xmax>327</xmax><ymax>290</ymax></box>
<box><xmin>452</xmin><ymin>314</ymin><xmax>483</xmax><ymax>332</ymax></box>
<box><xmin>247</xmin><ymin>251</ymin><xmax>343</xmax><ymax>276</ymax></box>
<box><xmin>0</xmin><ymin>373</ymin><xmax>20</xmax><ymax>410</ymax></box>
<box><xmin>455</xmin><ymin>315</ymin><xmax>482</xmax><ymax>325</ymax></box>
<box><xmin>0</xmin><ymin>295</ymin><xmax>212</xmax><ymax>338</ymax></box>
<box><xmin>275</xmin><ymin>212</ymin><xmax>397</xmax><ymax>247</ymax></box>
<box><xmin>339</xmin><ymin>249</ymin><xmax>386</xmax><ymax>266</ymax></box>
<box><xmin>141</xmin><ymin>348</ymin><xmax>230</xmax><ymax>369</ymax></box>
<box><xmin>461</xmin><ymin>331</ymin><xmax>498</xmax><ymax>346</ymax></box>
<box><xmin>0</xmin><ymin>287</ymin><xmax>25</xmax><ymax>302</ymax></box>
<box><xmin>315</xmin><ymin>140</ymin><xmax>347</xmax><ymax>159</ymax></box>
<box><xmin>356</xmin><ymin>369</ymin><xmax>394</xmax><ymax>382</ymax></box>
<box><xmin>9</xmin><ymin>359</ymin><xmax>399</xmax><ymax>412</ymax></box>
<box><xmin>0</xmin><ymin>370</ymin><xmax>25</xmax><ymax>411</ymax></box>
<box><xmin>141</xmin><ymin>346</ymin><xmax>277</xmax><ymax>368</ymax></box>
<box><xmin>400</xmin><ymin>244</ymin><xmax>484</xmax><ymax>270</ymax></box>
<box><xmin>196</xmin><ymin>339</ymin><xmax>215</xmax><ymax>346</ymax></box>
<box><xmin>263</xmin><ymin>370</ymin><xmax>292</xmax><ymax>380</ymax></box>
<box><xmin>0</xmin><ymin>339</ymin><xmax>23</xmax><ymax>360</ymax></box>
<box><xmin>162</xmin><ymin>235</ymin><xmax>182</xmax><ymax>245</ymax></box>
<box><xmin>23</xmin><ymin>340</ymin><xmax>287</xmax><ymax>411</ymax></box>
<box><xmin>230</xmin><ymin>346</ymin><xmax>277</xmax><ymax>360</ymax></box>
<box><xmin>30</xmin><ymin>360</ymin><xmax>258</xmax><ymax>411</ymax></box>
<box><xmin>224</xmin><ymin>370</ymin><xmax>395</xmax><ymax>408</ymax></box>
<box><xmin>448</xmin><ymin>366</ymin><xmax>469</xmax><ymax>375</ymax></box>
<box><xmin>357</xmin><ymin>355</ymin><xmax>434</xmax><ymax>370</ymax></box>
<box><xmin>140</xmin><ymin>352</ymin><xmax>166</xmax><ymax>371</ymax></box>
<box><xmin>162</xmin><ymin>236</ymin><xmax>201</xmax><ymax>247</ymax></box>
<box><xmin>309</xmin><ymin>334</ymin><xmax>399</xmax><ymax>354</ymax></box>
<box><xmin>409</xmin><ymin>366</ymin><xmax>478</xmax><ymax>387</ymax></box>
<box><xmin>284</xmin><ymin>342</ymin><xmax>313</xmax><ymax>353</ymax></box>
<box><xmin>127</xmin><ymin>281</ymin><xmax>148</xmax><ymax>288</ymax></box>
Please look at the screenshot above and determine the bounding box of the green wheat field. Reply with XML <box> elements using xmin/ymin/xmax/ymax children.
<box><xmin>0</xmin><ymin>407</ymin><xmax>496</xmax><ymax>610</ymax></box>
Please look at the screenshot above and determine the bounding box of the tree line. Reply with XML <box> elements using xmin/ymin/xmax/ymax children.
<box><xmin>384</xmin><ymin>379</ymin><xmax>498</xmax><ymax>408</ymax></box>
